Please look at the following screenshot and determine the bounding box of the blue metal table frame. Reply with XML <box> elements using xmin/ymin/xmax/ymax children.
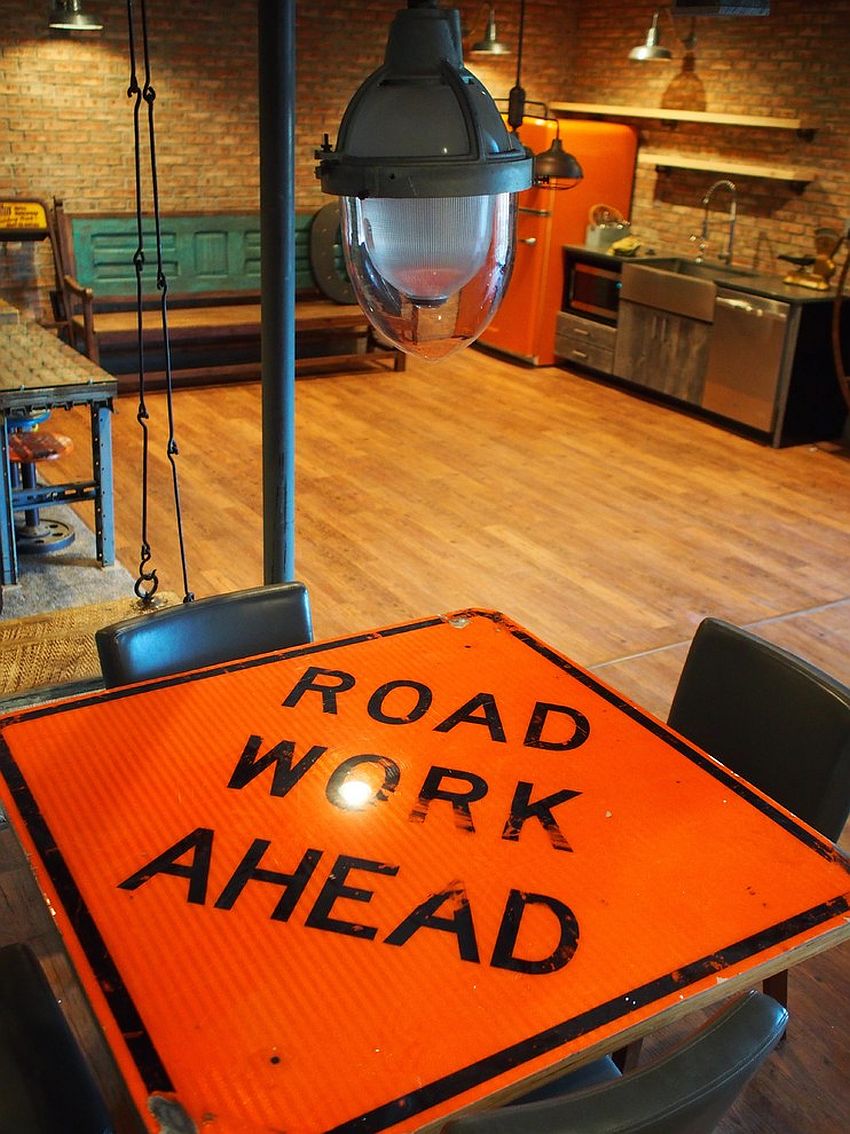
<box><xmin>0</xmin><ymin>321</ymin><xmax>117</xmax><ymax>587</ymax></box>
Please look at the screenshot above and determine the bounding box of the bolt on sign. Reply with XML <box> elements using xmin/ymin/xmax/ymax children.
<box><xmin>1</xmin><ymin>611</ymin><xmax>849</xmax><ymax>1132</ymax></box>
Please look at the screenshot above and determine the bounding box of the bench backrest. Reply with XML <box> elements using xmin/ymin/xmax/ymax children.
<box><xmin>60</xmin><ymin>211</ymin><xmax>322</xmax><ymax>297</ymax></box>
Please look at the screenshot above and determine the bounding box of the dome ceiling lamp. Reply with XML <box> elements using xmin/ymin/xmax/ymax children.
<box><xmin>48</xmin><ymin>0</ymin><xmax>103</xmax><ymax>33</ymax></box>
<box><xmin>628</xmin><ymin>7</ymin><xmax>697</xmax><ymax>61</ymax></box>
<box><xmin>533</xmin><ymin>122</ymin><xmax>583</xmax><ymax>186</ymax></box>
<box><xmin>470</xmin><ymin>4</ymin><xmax>511</xmax><ymax>56</ymax></box>
<box><xmin>316</xmin><ymin>0</ymin><xmax>532</xmax><ymax>361</ymax></box>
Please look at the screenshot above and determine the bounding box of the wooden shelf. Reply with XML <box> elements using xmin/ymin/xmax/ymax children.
<box><xmin>550</xmin><ymin>102</ymin><xmax>815</xmax><ymax>132</ymax></box>
<box><xmin>638</xmin><ymin>151</ymin><xmax>816</xmax><ymax>183</ymax></box>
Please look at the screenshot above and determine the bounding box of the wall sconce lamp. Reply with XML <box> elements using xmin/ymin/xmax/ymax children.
<box><xmin>48</xmin><ymin>0</ymin><xmax>103</xmax><ymax>33</ymax></box>
<box><xmin>316</xmin><ymin>1</ymin><xmax>532</xmax><ymax>361</ymax></box>
<box><xmin>469</xmin><ymin>4</ymin><xmax>511</xmax><ymax>55</ymax></box>
<box><xmin>628</xmin><ymin>7</ymin><xmax>696</xmax><ymax>61</ymax></box>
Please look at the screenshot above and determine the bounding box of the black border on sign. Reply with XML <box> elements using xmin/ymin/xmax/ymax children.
<box><xmin>1</xmin><ymin>609</ymin><xmax>849</xmax><ymax>1129</ymax></box>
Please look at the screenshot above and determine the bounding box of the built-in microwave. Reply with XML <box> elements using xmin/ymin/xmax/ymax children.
<box><xmin>562</xmin><ymin>252</ymin><xmax>622</xmax><ymax>326</ymax></box>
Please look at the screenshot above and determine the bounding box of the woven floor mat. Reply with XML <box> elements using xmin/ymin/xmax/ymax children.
<box><xmin>0</xmin><ymin>592</ymin><xmax>180</xmax><ymax>697</ymax></box>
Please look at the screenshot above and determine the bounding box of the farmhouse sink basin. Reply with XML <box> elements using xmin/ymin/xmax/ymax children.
<box><xmin>616</xmin><ymin>257</ymin><xmax>760</xmax><ymax>321</ymax></box>
<box><xmin>619</xmin><ymin>261</ymin><xmax>717</xmax><ymax>321</ymax></box>
<box><xmin>674</xmin><ymin>259</ymin><xmax>758</xmax><ymax>283</ymax></box>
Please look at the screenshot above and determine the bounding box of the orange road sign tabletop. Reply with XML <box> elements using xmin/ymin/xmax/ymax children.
<box><xmin>1</xmin><ymin>610</ymin><xmax>848</xmax><ymax>1133</ymax></box>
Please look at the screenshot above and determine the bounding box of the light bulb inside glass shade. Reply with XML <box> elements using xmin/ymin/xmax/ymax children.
<box><xmin>341</xmin><ymin>192</ymin><xmax>516</xmax><ymax>361</ymax></box>
<box><xmin>359</xmin><ymin>196</ymin><xmax>494</xmax><ymax>304</ymax></box>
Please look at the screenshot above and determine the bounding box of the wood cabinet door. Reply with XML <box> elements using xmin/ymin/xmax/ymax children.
<box><xmin>613</xmin><ymin>300</ymin><xmax>712</xmax><ymax>404</ymax></box>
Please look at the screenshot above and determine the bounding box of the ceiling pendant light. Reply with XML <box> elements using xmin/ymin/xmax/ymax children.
<box><xmin>628</xmin><ymin>9</ymin><xmax>673</xmax><ymax>61</ymax></box>
<box><xmin>315</xmin><ymin>0</ymin><xmax>532</xmax><ymax>361</ymax></box>
<box><xmin>534</xmin><ymin>133</ymin><xmax>583</xmax><ymax>185</ymax></box>
<box><xmin>48</xmin><ymin>0</ymin><xmax>103</xmax><ymax>32</ymax></box>
<box><xmin>470</xmin><ymin>4</ymin><xmax>511</xmax><ymax>56</ymax></box>
<box><xmin>504</xmin><ymin>0</ymin><xmax>582</xmax><ymax>189</ymax></box>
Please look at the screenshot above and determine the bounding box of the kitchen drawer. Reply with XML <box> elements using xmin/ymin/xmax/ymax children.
<box><xmin>556</xmin><ymin>311</ymin><xmax>617</xmax><ymax>351</ymax></box>
<box><xmin>555</xmin><ymin>332</ymin><xmax>615</xmax><ymax>374</ymax></box>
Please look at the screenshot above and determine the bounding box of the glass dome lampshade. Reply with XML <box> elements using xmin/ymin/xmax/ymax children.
<box><xmin>316</xmin><ymin>1</ymin><xmax>532</xmax><ymax>361</ymax></box>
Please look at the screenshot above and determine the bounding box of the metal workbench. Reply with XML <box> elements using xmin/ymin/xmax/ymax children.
<box><xmin>0</xmin><ymin>320</ymin><xmax>116</xmax><ymax>586</ymax></box>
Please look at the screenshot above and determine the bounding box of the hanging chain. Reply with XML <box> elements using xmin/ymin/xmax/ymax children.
<box><xmin>126</xmin><ymin>0</ymin><xmax>194</xmax><ymax>604</ymax></box>
<box><xmin>127</xmin><ymin>0</ymin><xmax>156</xmax><ymax>601</ymax></box>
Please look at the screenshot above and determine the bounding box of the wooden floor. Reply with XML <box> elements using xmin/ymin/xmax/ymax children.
<box><xmin>3</xmin><ymin>347</ymin><xmax>850</xmax><ymax>1130</ymax></box>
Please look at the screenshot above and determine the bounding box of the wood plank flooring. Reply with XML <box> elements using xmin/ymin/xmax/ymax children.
<box><xmin>4</xmin><ymin>347</ymin><xmax>850</xmax><ymax>1131</ymax></box>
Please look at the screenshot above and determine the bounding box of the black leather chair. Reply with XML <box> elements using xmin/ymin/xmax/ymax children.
<box><xmin>95</xmin><ymin>581</ymin><xmax>313</xmax><ymax>687</ymax></box>
<box><xmin>667</xmin><ymin>616</ymin><xmax>850</xmax><ymax>1011</ymax></box>
<box><xmin>0</xmin><ymin>943</ymin><xmax>114</xmax><ymax>1133</ymax></box>
<box><xmin>441</xmin><ymin>990</ymin><xmax>787</xmax><ymax>1133</ymax></box>
<box><xmin>668</xmin><ymin>618</ymin><xmax>850</xmax><ymax>843</ymax></box>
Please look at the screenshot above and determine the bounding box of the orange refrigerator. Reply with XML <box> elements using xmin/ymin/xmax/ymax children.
<box><xmin>479</xmin><ymin>117</ymin><xmax>637</xmax><ymax>365</ymax></box>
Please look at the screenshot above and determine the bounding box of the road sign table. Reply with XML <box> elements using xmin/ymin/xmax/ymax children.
<box><xmin>1</xmin><ymin>610</ymin><xmax>848</xmax><ymax>1133</ymax></box>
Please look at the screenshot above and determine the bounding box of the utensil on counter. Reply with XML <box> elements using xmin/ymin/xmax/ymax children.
<box><xmin>586</xmin><ymin>203</ymin><xmax>630</xmax><ymax>251</ymax></box>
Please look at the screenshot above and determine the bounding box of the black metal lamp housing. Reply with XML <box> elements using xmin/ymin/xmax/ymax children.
<box><xmin>316</xmin><ymin>0</ymin><xmax>532</xmax><ymax>360</ymax></box>
<box><xmin>534</xmin><ymin>137</ymin><xmax>583</xmax><ymax>185</ymax></box>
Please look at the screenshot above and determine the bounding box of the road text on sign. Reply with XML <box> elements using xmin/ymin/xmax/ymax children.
<box><xmin>117</xmin><ymin>663</ymin><xmax>591</xmax><ymax>974</ymax></box>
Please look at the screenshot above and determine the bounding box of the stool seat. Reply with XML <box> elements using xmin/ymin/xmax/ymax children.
<box><xmin>8</xmin><ymin>432</ymin><xmax>74</xmax><ymax>464</ymax></box>
<box><xmin>8</xmin><ymin>425</ymin><xmax>76</xmax><ymax>557</ymax></box>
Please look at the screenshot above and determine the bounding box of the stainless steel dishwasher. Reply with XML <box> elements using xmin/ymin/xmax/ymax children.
<box><xmin>701</xmin><ymin>289</ymin><xmax>791</xmax><ymax>432</ymax></box>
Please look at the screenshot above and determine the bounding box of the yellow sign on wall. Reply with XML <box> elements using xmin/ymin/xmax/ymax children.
<box><xmin>0</xmin><ymin>200</ymin><xmax>49</xmax><ymax>236</ymax></box>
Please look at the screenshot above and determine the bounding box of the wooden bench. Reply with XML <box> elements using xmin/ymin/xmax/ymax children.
<box><xmin>54</xmin><ymin>204</ymin><xmax>404</xmax><ymax>390</ymax></box>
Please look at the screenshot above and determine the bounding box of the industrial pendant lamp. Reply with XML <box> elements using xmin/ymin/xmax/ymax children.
<box><xmin>470</xmin><ymin>4</ymin><xmax>511</xmax><ymax>55</ymax></box>
<box><xmin>48</xmin><ymin>0</ymin><xmax>103</xmax><ymax>32</ymax></box>
<box><xmin>504</xmin><ymin>0</ymin><xmax>582</xmax><ymax>189</ymax></box>
<box><xmin>629</xmin><ymin>7</ymin><xmax>697</xmax><ymax>61</ymax></box>
<box><xmin>628</xmin><ymin>9</ymin><xmax>673</xmax><ymax>61</ymax></box>
<box><xmin>316</xmin><ymin>0</ymin><xmax>532</xmax><ymax>361</ymax></box>
<box><xmin>534</xmin><ymin>133</ymin><xmax>583</xmax><ymax>185</ymax></box>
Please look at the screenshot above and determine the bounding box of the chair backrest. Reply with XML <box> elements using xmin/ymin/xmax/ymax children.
<box><xmin>95</xmin><ymin>581</ymin><xmax>313</xmax><ymax>687</ymax></box>
<box><xmin>441</xmin><ymin>990</ymin><xmax>787</xmax><ymax>1134</ymax></box>
<box><xmin>0</xmin><ymin>943</ymin><xmax>114</xmax><ymax>1133</ymax></box>
<box><xmin>668</xmin><ymin>618</ymin><xmax>850</xmax><ymax>841</ymax></box>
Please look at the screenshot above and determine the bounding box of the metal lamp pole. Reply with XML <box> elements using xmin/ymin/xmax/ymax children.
<box><xmin>258</xmin><ymin>0</ymin><xmax>296</xmax><ymax>583</ymax></box>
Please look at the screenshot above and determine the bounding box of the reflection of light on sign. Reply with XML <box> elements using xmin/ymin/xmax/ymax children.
<box><xmin>337</xmin><ymin>778</ymin><xmax>374</xmax><ymax>808</ymax></box>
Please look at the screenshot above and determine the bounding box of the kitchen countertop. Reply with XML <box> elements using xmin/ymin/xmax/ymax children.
<box><xmin>564</xmin><ymin>243</ymin><xmax>844</xmax><ymax>305</ymax></box>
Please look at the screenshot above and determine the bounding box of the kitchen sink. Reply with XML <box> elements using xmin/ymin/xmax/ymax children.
<box><xmin>674</xmin><ymin>259</ymin><xmax>758</xmax><ymax>282</ymax></box>
<box><xmin>616</xmin><ymin>258</ymin><xmax>760</xmax><ymax>321</ymax></box>
<box><xmin>619</xmin><ymin>261</ymin><xmax>717</xmax><ymax>321</ymax></box>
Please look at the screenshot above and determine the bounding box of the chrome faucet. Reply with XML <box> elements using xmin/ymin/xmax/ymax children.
<box><xmin>699</xmin><ymin>179</ymin><xmax>738</xmax><ymax>265</ymax></box>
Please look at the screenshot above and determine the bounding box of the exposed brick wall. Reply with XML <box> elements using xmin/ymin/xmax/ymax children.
<box><xmin>1</xmin><ymin>0</ymin><xmax>848</xmax><ymax>317</ymax></box>
<box><xmin>570</xmin><ymin>0</ymin><xmax>850</xmax><ymax>275</ymax></box>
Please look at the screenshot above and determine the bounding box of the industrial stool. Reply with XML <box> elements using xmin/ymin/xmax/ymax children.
<box><xmin>7</xmin><ymin>412</ymin><xmax>75</xmax><ymax>555</ymax></box>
